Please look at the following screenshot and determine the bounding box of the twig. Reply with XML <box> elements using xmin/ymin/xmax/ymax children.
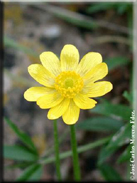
<box><xmin>91</xmin><ymin>35</ymin><xmax>131</xmax><ymax>45</ymax></box>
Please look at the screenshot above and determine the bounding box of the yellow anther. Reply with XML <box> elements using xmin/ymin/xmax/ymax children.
<box><xmin>54</xmin><ymin>71</ymin><xmax>83</xmax><ymax>98</ymax></box>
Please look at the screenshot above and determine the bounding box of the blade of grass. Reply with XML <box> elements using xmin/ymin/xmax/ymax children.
<box><xmin>90</xmin><ymin>36</ymin><xmax>131</xmax><ymax>46</ymax></box>
<box><xmin>30</xmin><ymin>4</ymin><xmax>131</xmax><ymax>35</ymax></box>
<box><xmin>39</xmin><ymin>136</ymin><xmax>111</xmax><ymax>165</ymax></box>
<box><xmin>4</xmin><ymin>36</ymin><xmax>38</xmax><ymax>57</ymax></box>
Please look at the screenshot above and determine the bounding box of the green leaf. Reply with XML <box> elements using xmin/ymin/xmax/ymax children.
<box><xmin>16</xmin><ymin>164</ymin><xmax>43</xmax><ymax>181</ymax></box>
<box><xmin>117</xmin><ymin>3</ymin><xmax>131</xmax><ymax>14</ymax></box>
<box><xmin>99</xmin><ymin>163</ymin><xmax>122</xmax><ymax>181</ymax></box>
<box><xmin>5</xmin><ymin>162</ymin><xmax>33</xmax><ymax>170</ymax></box>
<box><xmin>91</xmin><ymin>100</ymin><xmax>132</xmax><ymax>121</ymax></box>
<box><xmin>77</xmin><ymin>117</ymin><xmax>123</xmax><ymax>132</ymax></box>
<box><xmin>86</xmin><ymin>2</ymin><xmax>131</xmax><ymax>15</ymax></box>
<box><xmin>52</xmin><ymin>9</ymin><xmax>97</xmax><ymax>29</ymax></box>
<box><xmin>98</xmin><ymin>146</ymin><xmax>116</xmax><ymax>166</ymax></box>
<box><xmin>86</xmin><ymin>2</ymin><xmax>117</xmax><ymax>14</ymax></box>
<box><xmin>4</xmin><ymin>145</ymin><xmax>38</xmax><ymax>162</ymax></box>
<box><xmin>107</xmin><ymin>123</ymin><xmax>131</xmax><ymax>149</ymax></box>
<box><xmin>123</xmin><ymin>91</ymin><xmax>133</xmax><ymax>103</ymax></box>
<box><xmin>98</xmin><ymin>123</ymin><xmax>131</xmax><ymax>165</ymax></box>
<box><xmin>42</xmin><ymin>4</ymin><xmax>98</xmax><ymax>30</ymax></box>
<box><xmin>104</xmin><ymin>57</ymin><xmax>129</xmax><ymax>71</ymax></box>
<box><xmin>117</xmin><ymin>145</ymin><xmax>131</xmax><ymax>163</ymax></box>
<box><xmin>4</xmin><ymin>117</ymin><xmax>38</xmax><ymax>154</ymax></box>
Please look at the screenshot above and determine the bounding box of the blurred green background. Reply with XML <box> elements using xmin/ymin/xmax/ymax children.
<box><xmin>4</xmin><ymin>2</ymin><xmax>133</xmax><ymax>181</ymax></box>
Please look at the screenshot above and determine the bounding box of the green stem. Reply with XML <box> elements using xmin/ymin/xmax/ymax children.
<box><xmin>53</xmin><ymin>120</ymin><xmax>62</xmax><ymax>181</ymax></box>
<box><xmin>70</xmin><ymin>125</ymin><xmax>81</xmax><ymax>181</ymax></box>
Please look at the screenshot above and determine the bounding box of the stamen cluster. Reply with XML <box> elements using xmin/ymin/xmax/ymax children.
<box><xmin>55</xmin><ymin>71</ymin><xmax>84</xmax><ymax>98</ymax></box>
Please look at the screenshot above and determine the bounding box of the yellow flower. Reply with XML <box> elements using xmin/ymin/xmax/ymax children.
<box><xmin>24</xmin><ymin>44</ymin><xmax>113</xmax><ymax>125</ymax></box>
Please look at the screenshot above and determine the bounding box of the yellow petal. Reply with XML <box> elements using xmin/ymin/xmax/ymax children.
<box><xmin>77</xmin><ymin>52</ymin><xmax>102</xmax><ymax>76</ymax></box>
<box><xmin>62</xmin><ymin>100</ymin><xmax>80</xmax><ymax>125</ymax></box>
<box><xmin>82</xmin><ymin>81</ymin><xmax>113</xmax><ymax>97</ymax></box>
<box><xmin>40</xmin><ymin>52</ymin><xmax>61</xmax><ymax>76</ymax></box>
<box><xmin>37</xmin><ymin>92</ymin><xmax>64</xmax><ymax>109</ymax></box>
<box><xmin>73</xmin><ymin>93</ymin><xmax>97</xmax><ymax>109</ymax></box>
<box><xmin>60</xmin><ymin>44</ymin><xmax>79</xmax><ymax>71</ymax></box>
<box><xmin>24</xmin><ymin>87</ymin><xmax>55</xmax><ymax>101</ymax></box>
<box><xmin>28</xmin><ymin>64</ymin><xmax>55</xmax><ymax>87</ymax></box>
<box><xmin>47</xmin><ymin>98</ymin><xmax>70</xmax><ymax>120</ymax></box>
<box><xmin>83</xmin><ymin>63</ymin><xmax>108</xmax><ymax>84</ymax></box>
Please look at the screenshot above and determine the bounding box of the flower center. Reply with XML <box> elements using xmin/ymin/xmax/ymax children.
<box><xmin>55</xmin><ymin>71</ymin><xmax>84</xmax><ymax>98</ymax></box>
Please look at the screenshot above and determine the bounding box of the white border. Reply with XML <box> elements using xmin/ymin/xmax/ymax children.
<box><xmin>2</xmin><ymin>0</ymin><xmax>137</xmax><ymax>181</ymax></box>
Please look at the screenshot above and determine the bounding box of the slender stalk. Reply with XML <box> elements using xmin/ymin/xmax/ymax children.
<box><xmin>53</xmin><ymin>120</ymin><xmax>62</xmax><ymax>181</ymax></box>
<box><xmin>70</xmin><ymin>125</ymin><xmax>81</xmax><ymax>181</ymax></box>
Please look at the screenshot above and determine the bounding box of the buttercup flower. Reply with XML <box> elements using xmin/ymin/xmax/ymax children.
<box><xmin>24</xmin><ymin>44</ymin><xmax>113</xmax><ymax>125</ymax></box>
